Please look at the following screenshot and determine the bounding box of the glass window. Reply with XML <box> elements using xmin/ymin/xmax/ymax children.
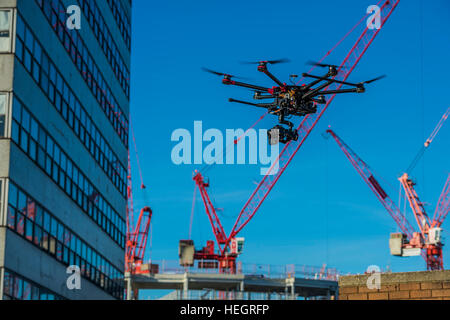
<box><xmin>41</xmin><ymin>53</ymin><xmax>49</xmax><ymax>76</ymax></box>
<box><xmin>67</xmin><ymin>159</ymin><xmax>72</xmax><ymax>177</ymax></box>
<box><xmin>11</xmin><ymin>120</ymin><xmax>19</xmax><ymax>142</ymax></box>
<box><xmin>37</xmin><ymin>146</ymin><xmax>45</xmax><ymax>168</ymax></box>
<box><xmin>8</xmin><ymin>182</ymin><xmax>18</xmax><ymax>207</ymax></box>
<box><xmin>33</xmin><ymin>39</ymin><xmax>42</xmax><ymax>64</ymax></box>
<box><xmin>50</xmin><ymin>217</ymin><xmax>57</xmax><ymax>237</ymax></box>
<box><xmin>60</xmin><ymin>152</ymin><xmax>67</xmax><ymax>171</ymax></box>
<box><xmin>25</xmin><ymin>218</ymin><xmax>33</xmax><ymax>241</ymax></box>
<box><xmin>81</xmin><ymin>242</ymin><xmax>86</xmax><ymax>259</ymax></box>
<box><xmin>24</xmin><ymin>48</ymin><xmax>32</xmax><ymax>71</ymax></box>
<box><xmin>76</xmin><ymin>237</ymin><xmax>81</xmax><ymax>255</ymax></box>
<box><xmin>39</xmin><ymin>293</ymin><xmax>48</xmax><ymax>300</ymax></box>
<box><xmin>86</xmin><ymin>247</ymin><xmax>92</xmax><ymax>264</ymax></box>
<box><xmin>17</xmin><ymin>190</ymin><xmax>26</xmax><ymax>213</ymax></box>
<box><xmin>62</xmin><ymin>82</ymin><xmax>69</xmax><ymax>102</ymax></box>
<box><xmin>70</xmin><ymin>233</ymin><xmax>76</xmax><ymax>252</ymax></box>
<box><xmin>53</xmin><ymin>144</ymin><xmax>60</xmax><ymax>164</ymax></box>
<box><xmin>29</xmin><ymin>139</ymin><xmax>37</xmax><ymax>161</ymax></box>
<box><xmin>16</xmin><ymin>213</ymin><xmax>24</xmax><ymax>236</ymax></box>
<box><xmin>24</xmin><ymin>25</ymin><xmax>34</xmax><ymax>52</ymax></box>
<box><xmin>49</xmin><ymin>236</ymin><xmax>56</xmax><ymax>255</ymax></box>
<box><xmin>49</xmin><ymin>63</ymin><xmax>56</xmax><ymax>84</ymax></box>
<box><xmin>26</xmin><ymin>198</ymin><xmax>36</xmax><ymax>220</ymax></box>
<box><xmin>31</xmin><ymin>287</ymin><xmax>39</xmax><ymax>300</ymax></box>
<box><xmin>57</xmin><ymin>223</ymin><xmax>64</xmax><ymax>242</ymax></box>
<box><xmin>41</xmin><ymin>230</ymin><xmax>49</xmax><ymax>251</ymax></box>
<box><xmin>35</xmin><ymin>205</ymin><xmax>43</xmax><ymax>226</ymax></box>
<box><xmin>30</xmin><ymin>118</ymin><xmax>38</xmax><ymax>140</ymax></box>
<box><xmin>46</xmin><ymin>135</ymin><xmax>53</xmax><ymax>155</ymax></box>
<box><xmin>36</xmin><ymin>121</ymin><xmax>44</xmax><ymax>143</ymax></box>
<box><xmin>3</xmin><ymin>271</ymin><xmax>13</xmax><ymax>297</ymax></box>
<box><xmin>0</xmin><ymin>10</ymin><xmax>11</xmax><ymax>52</ymax></box>
<box><xmin>63</xmin><ymin>228</ymin><xmax>71</xmax><ymax>246</ymax></box>
<box><xmin>56</xmin><ymin>242</ymin><xmax>63</xmax><ymax>261</ymax></box>
<box><xmin>56</xmin><ymin>73</ymin><xmax>62</xmax><ymax>93</ymax></box>
<box><xmin>43</xmin><ymin>211</ymin><xmax>50</xmax><ymax>232</ymax></box>
<box><xmin>20</xmin><ymin>130</ymin><xmax>28</xmax><ymax>153</ymax></box>
<box><xmin>92</xmin><ymin>251</ymin><xmax>98</xmax><ymax>268</ymax></box>
<box><xmin>21</xmin><ymin>108</ymin><xmax>30</xmax><ymax>132</ymax></box>
<box><xmin>32</xmin><ymin>60</ymin><xmax>40</xmax><ymax>83</ymax></box>
<box><xmin>15</xmin><ymin>37</ymin><xmax>23</xmax><ymax>60</ymax></box>
<box><xmin>0</xmin><ymin>93</ymin><xmax>6</xmax><ymax>137</ymax></box>
<box><xmin>13</xmin><ymin>277</ymin><xmax>23</xmax><ymax>299</ymax></box>
<box><xmin>7</xmin><ymin>205</ymin><xmax>15</xmax><ymax>229</ymax></box>
<box><xmin>34</xmin><ymin>225</ymin><xmax>42</xmax><ymax>246</ymax></box>
<box><xmin>16</xmin><ymin>14</ymin><xmax>24</xmax><ymax>40</ymax></box>
<box><xmin>41</xmin><ymin>72</ymin><xmax>49</xmax><ymax>96</ymax></box>
<box><xmin>63</xmin><ymin>246</ymin><xmax>69</xmax><ymax>263</ymax></box>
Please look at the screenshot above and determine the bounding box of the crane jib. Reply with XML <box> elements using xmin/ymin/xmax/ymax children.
<box><xmin>368</xmin><ymin>175</ymin><xmax>388</xmax><ymax>200</ymax></box>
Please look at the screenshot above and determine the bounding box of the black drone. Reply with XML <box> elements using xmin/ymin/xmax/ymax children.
<box><xmin>203</xmin><ymin>59</ymin><xmax>385</xmax><ymax>144</ymax></box>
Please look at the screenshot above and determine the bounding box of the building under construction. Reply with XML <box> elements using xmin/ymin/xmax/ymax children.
<box><xmin>125</xmin><ymin>261</ymin><xmax>339</xmax><ymax>300</ymax></box>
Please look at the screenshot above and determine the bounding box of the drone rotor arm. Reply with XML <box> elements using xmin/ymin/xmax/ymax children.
<box><xmin>302</xmin><ymin>77</ymin><xmax>327</xmax><ymax>91</ymax></box>
<box><xmin>311</xmin><ymin>97</ymin><xmax>326</xmax><ymax>104</ymax></box>
<box><xmin>228</xmin><ymin>98</ymin><xmax>275</xmax><ymax>109</ymax></box>
<box><xmin>302</xmin><ymin>73</ymin><xmax>360</xmax><ymax>87</ymax></box>
<box><xmin>226</xmin><ymin>80</ymin><xmax>270</xmax><ymax>92</ymax></box>
<box><xmin>314</xmin><ymin>88</ymin><xmax>363</xmax><ymax>96</ymax></box>
<box><xmin>254</xmin><ymin>93</ymin><xmax>277</xmax><ymax>100</ymax></box>
<box><xmin>259</xmin><ymin>65</ymin><xmax>285</xmax><ymax>87</ymax></box>
<box><xmin>302</xmin><ymin>80</ymin><xmax>334</xmax><ymax>100</ymax></box>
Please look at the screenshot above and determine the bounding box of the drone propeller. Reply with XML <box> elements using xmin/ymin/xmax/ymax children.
<box><xmin>307</xmin><ymin>60</ymin><xmax>349</xmax><ymax>70</ymax></box>
<box><xmin>241</xmin><ymin>58</ymin><xmax>290</xmax><ymax>65</ymax></box>
<box><xmin>307</xmin><ymin>60</ymin><xmax>338</xmax><ymax>68</ymax></box>
<box><xmin>359</xmin><ymin>75</ymin><xmax>387</xmax><ymax>85</ymax></box>
<box><xmin>202</xmin><ymin>67</ymin><xmax>252</xmax><ymax>80</ymax></box>
<box><xmin>202</xmin><ymin>67</ymin><xmax>252</xmax><ymax>81</ymax></box>
<box><xmin>202</xmin><ymin>67</ymin><xmax>236</xmax><ymax>78</ymax></box>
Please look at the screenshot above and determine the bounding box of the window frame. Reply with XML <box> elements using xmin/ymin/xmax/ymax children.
<box><xmin>0</xmin><ymin>9</ymin><xmax>14</xmax><ymax>53</ymax></box>
<box><xmin>0</xmin><ymin>92</ymin><xmax>9</xmax><ymax>138</ymax></box>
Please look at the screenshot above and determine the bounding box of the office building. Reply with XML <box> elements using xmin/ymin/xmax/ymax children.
<box><xmin>0</xmin><ymin>0</ymin><xmax>131</xmax><ymax>299</ymax></box>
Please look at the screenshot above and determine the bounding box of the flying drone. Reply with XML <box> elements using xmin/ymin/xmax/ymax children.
<box><xmin>203</xmin><ymin>59</ymin><xmax>385</xmax><ymax>144</ymax></box>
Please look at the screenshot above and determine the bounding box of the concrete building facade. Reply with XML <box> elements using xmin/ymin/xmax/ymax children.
<box><xmin>0</xmin><ymin>0</ymin><xmax>131</xmax><ymax>299</ymax></box>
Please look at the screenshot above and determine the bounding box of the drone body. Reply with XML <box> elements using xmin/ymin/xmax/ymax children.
<box><xmin>204</xmin><ymin>60</ymin><xmax>384</xmax><ymax>144</ymax></box>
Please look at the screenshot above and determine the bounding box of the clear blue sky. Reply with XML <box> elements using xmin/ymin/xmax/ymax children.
<box><xmin>129</xmin><ymin>0</ymin><xmax>450</xmax><ymax>276</ymax></box>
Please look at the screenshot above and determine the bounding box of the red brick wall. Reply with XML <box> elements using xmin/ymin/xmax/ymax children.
<box><xmin>338</xmin><ymin>270</ymin><xmax>450</xmax><ymax>300</ymax></box>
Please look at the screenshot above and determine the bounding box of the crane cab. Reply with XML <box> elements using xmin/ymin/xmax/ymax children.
<box><xmin>179</xmin><ymin>240</ymin><xmax>195</xmax><ymax>267</ymax></box>
<box><xmin>428</xmin><ymin>228</ymin><xmax>443</xmax><ymax>245</ymax></box>
<box><xmin>228</xmin><ymin>237</ymin><xmax>245</xmax><ymax>255</ymax></box>
<box><xmin>389</xmin><ymin>233</ymin><xmax>406</xmax><ymax>256</ymax></box>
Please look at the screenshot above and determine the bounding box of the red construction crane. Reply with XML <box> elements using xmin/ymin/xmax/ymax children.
<box><xmin>125</xmin><ymin>125</ymin><xmax>153</xmax><ymax>274</ymax></box>
<box><xmin>406</xmin><ymin>107</ymin><xmax>449</xmax><ymax>174</ymax></box>
<box><xmin>125</xmin><ymin>205</ymin><xmax>153</xmax><ymax>274</ymax></box>
<box><xmin>326</xmin><ymin>129</ymin><xmax>449</xmax><ymax>270</ymax></box>
<box><xmin>397</xmin><ymin>107</ymin><xmax>450</xmax><ymax>269</ymax></box>
<box><xmin>180</xmin><ymin>0</ymin><xmax>401</xmax><ymax>273</ymax></box>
